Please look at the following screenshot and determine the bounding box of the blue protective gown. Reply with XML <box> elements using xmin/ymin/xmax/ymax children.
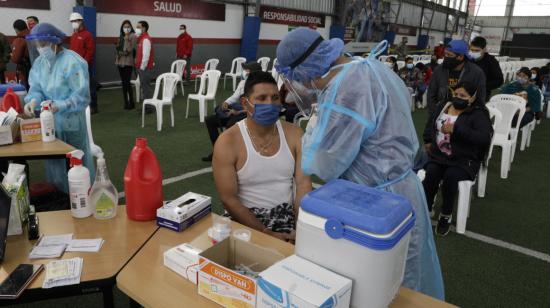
<box><xmin>302</xmin><ymin>55</ymin><xmax>445</xmax><ymax>300</ymax></box>
<box><xmin>24</xmin><ymin>49</ymin><xmax>94</xmax><ymax>193</ymax></box>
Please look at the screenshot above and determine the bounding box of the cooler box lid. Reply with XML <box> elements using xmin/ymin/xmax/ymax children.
<box><xmin>301</xmin><ymin>179</ymin><xmax>415</xmax><ymax>249</ymax></box>
<box><xmin>0</xmin><ymin>84</ymin><xmax>26</xmax><ymax>97</ymax></box>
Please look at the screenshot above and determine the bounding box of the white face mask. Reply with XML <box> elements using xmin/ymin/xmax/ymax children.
<box><xmin>38</xmin><ymin>45</ymin><xmax>57</xmax><ymax>69</ymax></box>
<box><xmin>135</xmin><ymin>28</ymin><xmax>142</xmax><ymax>36</ymax></box>
<box><xmin>385</xmin><ymin>62</ymin><xmax>394</xmax><ymax>68</ymax></box>
<box><xmin>71</xmin><ymin>21</ymin><xmax>80</xmax><ymax>30</ymax></box>
<box><xmin>531</xmin><ymin>74</ymin><xmax>537</xmax><ymax>80</ymax></box>
<box><xmin>180</xmin><ymin>30</ymin><xmax>186</xmax><ymax>34</ymax></box>
<box><xmin>406</xmin><ymin>63</ymin><xmax>414</xmax><ymax>69</ymax></box>
<box><xmin>469</xmin><ymin>51</ymin><xmax>482</xmax><ymax>61</ymax></box>
<box><xmin>123</xmin><ymin>27</ymin><xmax>131</xmax><ymax>34</ymax></box>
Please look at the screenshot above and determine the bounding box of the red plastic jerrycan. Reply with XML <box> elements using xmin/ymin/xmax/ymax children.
<box><xmin>124</xmin><ymin>138</ymin><xmax>164</xmax><ymax>221</ymax></box>
<box><xmin>1</xmin><ymin>88</ymin><xmax>23</xmax><ymax>114</ymax></box>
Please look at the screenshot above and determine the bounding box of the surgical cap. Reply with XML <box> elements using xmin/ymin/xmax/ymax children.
<box><xmin>26</xmin><ymin>22</ymin><xmax>66</xmax><ymax>44</ymax></box>
<box><xmin>276</xmin><ymin>27</ymin><xmax>344</xmax><ymax>83</ymax></box>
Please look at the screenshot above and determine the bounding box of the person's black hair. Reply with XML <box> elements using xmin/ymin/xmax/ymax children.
<box><xmin>119</xmin><ymin>20</ymin><xmax>134</xmax><ymax>35</ymax></box>
<box><xmin>13</xmin><ymin>19</ymin><xmax>27</xmax><ymax>32</ymax></box>
<box><xmin>243</xmin><ymin>71</ymin><xmax>277</xmax><ymax>97</ymax></box>
<box><xmin>518</xmin><ymin>67</ymin><xmax>532</xmax><ymax>78</ymax></box>
<box><xmin>26</xmin><ymin>16</ymin><xmax>39</xmax><ymax>23</ymax></box>
<box><xmin>405</xmin><ymin>56</ymin><xmax>413</xmax><ymax>62</ymax></box>
<box><xmin>138</xmin><ymin>21</ymin><xmax>149</xmax><ymax>32</ymax></box>
<box><xmin>388</xmin><ymin>56</ymin><xmax>397</xmax><ymax>63</ymax></box>
<box><xmin>180</xmin><ymin>24</ymin><xmax>187</xmax><ymax>30</ymax></box>
<box><xmin>471</xmin><ymin>36</ymin><xmax>487</xmax><ymax>49</ymax></box>
<box><xmin>540</xmin><ymin>66</ymin><xmax>549</xmax><ymax>76</ymax></box>
<box><xmin>415</xmin><ymin>62</ymin><xmax>425</xmax><ymax>70</ymax></box>
<box><xmin>531</xmin><ymin>67</ymin><xmax>540</xmax><ymax>74</ymax></box>
<box><xmin>456</xmin><ymin>81</ymin><xmax>478</xmax><ymax>98</ymax></box>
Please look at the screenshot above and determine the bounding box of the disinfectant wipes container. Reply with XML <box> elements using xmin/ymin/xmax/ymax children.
<box><xmin>295</xmin><ymin>179</ymin><xmax>416</xmax><ymax>308</ymax></box>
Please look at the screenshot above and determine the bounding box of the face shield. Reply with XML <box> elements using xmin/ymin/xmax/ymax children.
<box><xmin>283</xmin><ymin>78</ymin><xmax>319</xmax><ymax>117</ymax></box>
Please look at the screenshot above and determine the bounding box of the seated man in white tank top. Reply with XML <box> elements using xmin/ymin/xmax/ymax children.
<box><xmin>213</xmin><ymin>71</ymin><xmax>312</xmax><ymax>241</ymax></box>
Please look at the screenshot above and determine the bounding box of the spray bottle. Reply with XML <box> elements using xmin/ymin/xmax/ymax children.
<box><xmin>40</xmin><ymin>105</ymin><xmax>55</xmax><ymax>142</ymax></box>
<box><xmin>67</xmin><ymin>150</ymin><xmax>92</xmax><ymax>218</ymax></box>
<box><xmin>90</xmin><ymin>153</ymin><xmax>118</xmax><ymax>219</ymax></box>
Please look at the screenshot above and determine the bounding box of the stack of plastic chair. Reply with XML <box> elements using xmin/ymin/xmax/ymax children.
<box><xmin>257</xmin><ymin>57</ymin><xmax>271</xmax><ymax>72</ymax></box>
<box><xmin>131</xmin><ymin>76</ymin><xmax>140</xmax><ymax>102</ymax></box>
<box><xmin>142</xmin><ymin>73</ymin><xmax>179</xmax><ymax>131</ymax></box>
<box><xmin>195</xmin><ymin>58</ymin><xmax>219</xmax><ymax>92</ymax></box>
<box><xmin>186</xmin><ymin>70</ymin><xmax>221</xmax><ymax>123</ymax></box>
<box><xmin>85</xmin><ymin>106</ymin><xmax>103</xmax><ymax>158</ymax></box>
<box><xmin>486</xmin><ymin>94</ymin><xmax>526</xmax><ymax>179</ymax></box>
<box><xmin>224</xmin><ymin>57</ymin><xmax>246</xmax><ymax>91</ymax></box>
<box><xmin>412</xmin><ymin>55</ymin><xmax>420</xmax><ymax>62</ymax></box>
<box><xmin>170</xmin><ymin>59</ymin><xmax>187</xmax><ymax>96</ymax></box>
<box><xmin>538</xmin><ymin>89</ymin><xmax>545</xmax><ymax>124</ymax></box>
<box><xmin>406</xmin><ymin>87</ymin><xmax>415</xmax><ymax>112</ymax></box>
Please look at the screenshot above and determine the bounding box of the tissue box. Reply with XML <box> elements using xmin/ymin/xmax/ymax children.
<box><xmin>256</xmin><ymin>255</ymin><xmax>352</xmax><ymax>308</ymax></box>
<box><xmin>19</xmin><ymin>118</ymin><xmax>41</xmax><ymax>143</ymax></box>
<box><xmin>198</xmin><ymin>236</ymin><xmax>285</xmax><ymax>308</ymax></box>
<box><xmin>156</xmin><ymin>192</ymin><xmax>211</xmax><ymax>232</ymax></box>
<box><xmin>0</xmin><ymin>121</ymin><xmax>19</xmax><ymax>146</ymax></box>
<box><xmin>164</xmin><ymin>243</ymin><xmax>203</xmax><ymax>284</ymax></box>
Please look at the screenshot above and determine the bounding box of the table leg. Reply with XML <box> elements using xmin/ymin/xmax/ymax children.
<box><xmin>129</xmin><ymin>298</ymin><xmax>142</xmax><ymax>308</ymax></box>
<box><xmin>102</xmin><ymin>286</ymin><xmax>114</xmax><ymax>308</ymax></box>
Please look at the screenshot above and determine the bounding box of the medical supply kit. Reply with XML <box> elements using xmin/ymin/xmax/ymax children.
<box><xmin>156</xmin><ymin>192</ymin><xmax>211</xmax><ymax>232</ymax></box>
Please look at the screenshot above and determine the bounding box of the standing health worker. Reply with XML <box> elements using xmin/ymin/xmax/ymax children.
<box><xmin>23</xmin><ymin>23</ymin><xmax>94</xmax><ymax>193</ymax></box>
<box><xmin>276</xmin><ymin>28</ymin><xmax>445</xmax><ymax>300</ymax></box>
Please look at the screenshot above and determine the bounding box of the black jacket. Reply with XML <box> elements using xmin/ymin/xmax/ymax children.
<box><xmin>427</xmin><ymin>60</ymin><xmax>486</xmax><ymax>115</ymax></box>
<box><xmin>472</xmin><ymin>53</ymin><xmax>504</xmax><ymax>101</ymax></box>
<box><xmin>423</xmin><ymin>102</ymin><xmax>493</xmax><ymax>178</ymax></box>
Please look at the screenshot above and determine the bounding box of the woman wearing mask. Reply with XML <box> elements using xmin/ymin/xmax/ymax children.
<box><xmin>530</xmin><ymin>67</ymin><xmax>542</xmax><ymax>90</ymax></box>
<box><xmin>500</xmin><ymin>67</ymin><xmax>542</xmax><ymax>127</ymax></box>
<box><xmin>115</xmin><ymin>20</ymin><xmax>137</xmax><ymax>110</ymax></box>
<box><xmin>385</xmin><ymin>56</ymin><xmax>398</xmax><ymax>73</ymax></box>
<box><xmin>422</xmin><ymin>81</ymin><xmax>493</xmax><ymax>236</ymax></box>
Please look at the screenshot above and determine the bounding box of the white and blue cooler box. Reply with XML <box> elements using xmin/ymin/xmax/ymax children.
<box><xmin>295</xmin><ymin>179</ymin><xmax>416</xmax><ymax>308</ymax></box>
<box><xmin>0</xmin><ymin>84</ymin><xmax>27</xmax><ymax>102</ymax></box>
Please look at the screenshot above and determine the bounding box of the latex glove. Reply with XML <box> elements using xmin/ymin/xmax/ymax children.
<box><xmin>40</xmin><ymin>100</ymin><xmax>58</xmax><ymax>113</ymax></box>
<box><xmin>24</xmin><ymin>99</ymin><xmax>37</xmax><ymax>117</ymax></box>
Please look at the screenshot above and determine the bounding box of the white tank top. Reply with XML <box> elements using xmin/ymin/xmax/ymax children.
<box><xmin>237</xmin><ymin>120</ymin><xmax>295</xmax><ymax>210</ymax></box>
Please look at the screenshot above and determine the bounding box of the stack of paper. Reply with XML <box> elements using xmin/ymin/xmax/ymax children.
<box><xmin>66</xmin><ymin>239</ymin><xmax>104</xmax><ymax>252</ymax></box>
<box><xmin>29</xmin><ymin>234</ymin><xmax>73</xmax><ymax>259</ymax></box>
<box><xmin>42</xmin><ymin>257</ymin><xmax>83</xmax><ymax>289</ymax></box>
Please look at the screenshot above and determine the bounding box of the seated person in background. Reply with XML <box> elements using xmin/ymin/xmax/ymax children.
<box><xmin>422</xmin><ymin>81</ymin><xmax>493</xmax><ymax>236</ymax></box>
<box><xmin>499</xmin><ymin>67</ymin><xmax>542</xmax><ymax>127</ymax></box>
<box><xmin>202</xmin><ymin>62</ymin><xmax>263</xmax><ymax>162</ymax></box>
<box><xmin>541</xmin><ymin>66</ymin><xmax>550</xmax><ymax>101</ymax></box>
<box><xmin>530</xmin><ymin>67</ymin><xmax>542</xmax><ymax>90</ymax></box>
<box><xmin>213</xmin><ymin>72</ymin><xmax>312</xmax><ymax>240</ymax></box>
<box><xmin>415</xmin><ymin>62</ymin><xmax>431</xmax><ymax>108</ymax></box>
<box><xmin>385</xmin><ymin>56</ymin><xmax>398</xmax><ymax>73</ymax></box>
<box><xmin>399</xmin><ymin>56</ymin><xmax>425</xmax><ymax>106</ymax></box>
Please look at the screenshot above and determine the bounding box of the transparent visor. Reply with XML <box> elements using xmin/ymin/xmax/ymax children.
<box><xmin>27</xmin><ymin>40</ymin><xmax>54</xmax><ymax>49</ymax></box>
<box><xmin>282</xmin><ymin>77</ymin><xmax>319</xmax><ymax>117</ymax></box>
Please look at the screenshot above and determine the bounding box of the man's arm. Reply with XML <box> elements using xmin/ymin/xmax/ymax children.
<box><xmin>486</xmin><ymin>57</ymin><xmax>504</xmax><ymax>91</ymax></box>
<box><xmin>427</xmin><ymin>68</ymin><xmax>440</xmax><ymax>114</ymax></box>
<box><xmin>291</xmin><ymin>127</ymin><xmax>312</xmax><ymax>218</ymax></box>
<box><xmin>212</xmin><ymin>132</ymin><xmax>266</xmax><ymax>232</ymax></box>
<box><xmin>10</xmin><ymin>39</ymin><xmax>24</xmax><ymax>64</ymax></box>
<box><xmin>140</xmin><ymin>38</ymin><xmax>151</xmax><ymax>70</ymax></box>
<box><xmin>84</xmin><ymin>32</ymin><xmax>95</xmax><ymax>65</ymax></box>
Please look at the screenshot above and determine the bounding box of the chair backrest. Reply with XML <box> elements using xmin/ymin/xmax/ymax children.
<box><xmin>257</xmin><ymin>57</ymin><xmax>270</xmax><ymax>71</ymax></box>
<box><xmin>230</xmin><ymin>57</ymin><xmax>246</xmax><ymax>75</ymax></box>
<box><xmin>488</xmin><ymin>94</ymin><xmax>526</xmax><ymax>136</ymax></box>
<box><xmin>205</xmin><ymin>58</ymin><xmax>220</xmax><ymax>71</ymax></box>
<box><xmin>271</xmin><ymin>58</ymin><xmax>278</xmax><ymax>72</ymax></box>
<box><xmin>204</xmin><ymin>70</ymin><xmax>222</xmax><ymax>99</ymax></box>
<box><xmin>397</xmin><ymin>61</ymin><xmax>405</xmax><ymax>70</ymax></box>
<box><xmin>379</xmin><ymin>55</ymin><xmax>388</xmax><ymax>62</ymax></box>
<box><xmin>152</xmin><ymin>73</ymin><xmax>180</xmax><ymax>101</ymax></box>
<box><xmin>170</xmin><ymin>60</ymin><xmax>187</xmax><ymax>80</ymax></box>
<box><xmin>486</xmin><ymin>105</ymin><xmax>503</xmax><ymax>131</ymax></box>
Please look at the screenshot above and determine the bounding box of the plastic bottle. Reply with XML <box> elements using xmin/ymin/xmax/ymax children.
<box><xmin>67</xmin><ymin>150</ymin><xmax>92</xmax><ymax>218</ymax></box>
<box><xmin>90</xmin><ymin>153</ymin><xmax>118</xmax><ymax>220</ymax></box>
<box><xmin>0</xmin><ymin>88</ymin><xmax>23</xmax><ymax>114</ymax></box>
<box><xmin>40</xmin><ymin>105</ymin><xmax>55</xmax><ymax>142</ymax></box>
<box><xmin>124</xmin><ymin>138</ymin><xmax>163</xmax><ymax>221</ymax></box>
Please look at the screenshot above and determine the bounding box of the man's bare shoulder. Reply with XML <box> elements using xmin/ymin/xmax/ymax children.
<box><xmin>280</xmin><ymin>121</ymin><xmax>304</xmax><ymax>141</ymax></box>
<box><xmin>214</xmin><ymin>123</ymin><xmax>242</xmax><ymax>156</ymax></box>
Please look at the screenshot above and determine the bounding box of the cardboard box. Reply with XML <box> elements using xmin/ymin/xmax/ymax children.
<box><xmin>164</xmin><ymin>243</ymin><xmax>203</xmax><ymax>284</ymax></box>
<box><xmin>0</xmin><ymin>121</ymin><xmax>20</xmax><ymax>145</ymax></box>
<box><xmin>256</xmin><ymin>255</ymin><xmax>352</xmax><ymax>308</ymax></box>
<box><xmin>198</xmin><ymin>236</ymin><xmax>285</xmax><ymax>308</ymax></box>
<box><xmin>20</xmin><ymin>118</ymin><xmax>41</xmax><ymax>143</ymax></box>
<box><xmin>156</xmin><ymin>192</ymin><xmax>211</xmax><ymax>232</ymax></box>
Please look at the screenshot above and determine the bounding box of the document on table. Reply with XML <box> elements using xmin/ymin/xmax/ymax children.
<box><xmin>66</xmin><ymin>239</ymin><xmax>104</xmax><ymax>252</ymax></box>
<box><xmin>42</xmin><ymin>257</ymin><xmax>83</xmax><ymax>289</ymax></box>
<box><xmin>29</xmin><ymin>234</ymin><xmax>74</xmax><ymax>259</ymax></box>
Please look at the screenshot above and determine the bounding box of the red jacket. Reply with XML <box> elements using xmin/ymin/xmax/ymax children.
<box><xmin>434</xmin><ymin>45</ymin><xmax>445</xmax><ymax>59</ymax></box>
<box><xmin>136</xmin><ymin>33</ymin><xmax>154</xmax><ymax>70</ymax></box>
<box><xmin>70</xmin><ymin>28</ymin><xmax>95</xmax><ymax>66</ymax></box>
<box><xmin>176</xmin><ymin>32</ymin><xmax>193</xmax><ymax>58</ymax></box>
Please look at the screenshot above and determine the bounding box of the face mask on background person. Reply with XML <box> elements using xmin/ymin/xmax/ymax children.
<box><xmin>135</xmin><ymin>28</ymin><xmax>142</xmax><ymax>36</ymax></box>
<box><xmin>123</xmin><ymin>27</ymin><xmax>131</xmax><ymax>34</ymax></box>
<box><xmin>406</xmin><ymin>63</ymin><xmax>414</xmax><ymax>69</ymax></box>
<box><xmin>531</xmin><ymin>74</ymin><xmax>537</xmax><ymax>80</ymax></box>
<box><xmin>468</xmin><ymin>51</ymin><xmax>482</xmax><ymax>61</ymax></box>
<box><xmin>442</xmin><ymin>56</ymin><xmax>462</xmax><ymax>69</ymax></box>
<box><xmin>385</xmin><ymin>62</ymin><xmax>394</xmax><ymax>68</ymax></box>
<box><xmin>180</xmin><ymin>29</ymin><xmax>186</xmax><ymax>34</ymax></box>
<box><xmin>451</xmin><ymin>96</ymin><xmax>469</xmax><ymax>110</ymax></box>
<box><xmin>517</xmin><ymin>77</ymin><xmax>528</xmax><ymax>85</ymax></box>
<box><xmin>246</xmin><ymin>100</ymin><xmax>282</xmax><ymax>126</ymax></box>
<box><xmin>71</xmin><ymin>22</ymin><xmax>80</xmax><ymax>30</ymax></box>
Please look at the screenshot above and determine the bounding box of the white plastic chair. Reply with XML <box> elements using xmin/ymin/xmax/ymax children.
<box><xmin>170</xmin><ymin>60</ymin><xmax>187</xmax><ymax>96</ymax></box>
<box><xmin>85</xmin><ymin>106</ymin><xmax>103</xmax><ymax>158</ymax></box>
<box><xmin>224</xmin><ymin>57</ymin><xmax>246</xmax><ymax>91</ymax></box>
<box><xmin>397</xmin><ymin>61</ymin><xmax>405</xmax><ymax>70</ymax></box>
<box><xmin>407</xmin><ymin>87</ymin><xmax>416</xmax><ymax>112</ymax></box>
<box><xmin>141</xmin><ymin>73</ymin><xmax>179</xmax><ymax>131</ymax></box>
<box><xmin>487</xmin><ymin>95</ymin><xmax>526</xmax><ymax>179</ymax></box>
<box><xmin>195</xmin><ymin>58</ymin><xmax>219</xmax><ymax>92</ymax></box>
<box><xmin>257</xmin><ymin>57</ymin><xmax>270</xmax><ymax>72</ymax></box>
<box><xmin>131</xmin><ymin>76</ymin><xmax>140</xmax><ymax>102</ymax></box>
<box><xmin>379</xmin><ymin>55</ymin><xmax>388</xmax><ymax>62</ymax></box>
<box><xmin>186</xmin><ymin>70</ymin><xmax>221</xmax><ymax>123</ymax></box>
<box><xmin>477</xmin><ymin>106</ymin><xmax>502</xmax><ymax>198</ymax></box>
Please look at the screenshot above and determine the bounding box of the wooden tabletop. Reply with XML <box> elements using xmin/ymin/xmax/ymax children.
<box><xmin>117</xmin><ymin>214</ymin><xmax>456</xmax><ymax>308</ymax></box>
<box><xmin>0</xmin><ymin>139</ymin><xmax>75</xmax><ymax>158</ymax></box>
<box><xmin>1</xmin><ymin>206</ymin><xmax>158</xmax><ymax>289</ymax></box>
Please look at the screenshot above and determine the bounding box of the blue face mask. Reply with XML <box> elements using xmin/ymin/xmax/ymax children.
<box><xmin>248</xmin><ymin>100</ymin><xmax>282</xmax><ymax>125</ymax></box>
<box><xmin>406</xmin><ymin>63</ymin><xmax>414</xmax><ymax>69</ymax></box>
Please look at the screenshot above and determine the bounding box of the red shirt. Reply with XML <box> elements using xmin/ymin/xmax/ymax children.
<box><xmin>434</xmin><ymin>45</ymin><xmax>445</xmax><ymax>59</ymax></box>
<box><xmin>70</xmin><ymin>28</ymin><xmax>95</xmax><ymax>66</ymax></box>
<box><xmin>136</xmin><ymin>33</ymin><xmax>154</xmax><ymax>70</ymax></box>
<box><xmin>176</xmin><ymin>32</ymin><xmax>193</xmax><ymax>58</ymax></box>
<box><xmin>424</xmin><ymin>67</ymin><xmax>433</xmax><ymax>84</ymax></box>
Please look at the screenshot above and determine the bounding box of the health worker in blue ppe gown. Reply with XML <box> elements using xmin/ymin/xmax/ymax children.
<box><xmin>23</xmin><ymin>23</ymin><xmax>94</xmax><ymax>193</ymax></box>
<box><xmin>276</xmin><ymin>27</ymin><xmax>445</xmax><ymax>300</ymax></box>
